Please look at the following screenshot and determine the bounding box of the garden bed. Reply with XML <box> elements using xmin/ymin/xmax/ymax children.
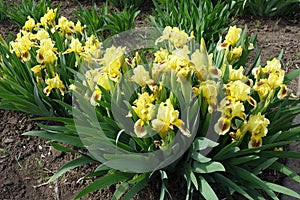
<box><xmin>0</xmin><ymin>1</ymin><xmax>300</xmax><ymax>199</ymax></box>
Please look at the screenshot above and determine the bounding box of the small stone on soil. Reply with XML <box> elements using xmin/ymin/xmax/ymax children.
<box><xmin>3</xmin><ymin>180</ymin><xmax>13</xmax><ymax>186</ymax></box>
<box><xmin>3</xmin><ymin>138</ymin><xmax>15</xmax><ymax>144</ymax></box>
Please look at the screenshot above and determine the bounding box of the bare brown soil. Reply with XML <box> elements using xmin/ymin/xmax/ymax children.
<box><xmin>0</xmin><ymin>1</ymin><xmax>300</xmax><ymax>199</ymax></box>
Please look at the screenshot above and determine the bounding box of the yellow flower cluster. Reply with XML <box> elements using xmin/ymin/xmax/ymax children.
<box><xmin>4</xmin><ymin>6</ymin><xmax>294</xmax><ymax>151</ymax></box>
<box><xmin>82</xmin><ymin>26</ymin><xmax>215</xmax><ymax>143</ymax></box>
<box><xmin>10</xmin><ymin>31</ymin><xmax>35</xmax><ymax>61</ymax></box>
<box><xmin>137</xmin><ymin>29</ymin><xmax>222</xmax><ymax>141</ymax></box>
<box><xmin>217</xmin><ymin>25</ymin><xmax>253</xmax><ymax>64</ymax></box>
<box><xmin>156</xmin><ymin>26</ymin><xmax>194</xmax><ymax>48</ymax></box>
<box><xmin>84</xmin><ymin>48</ymin><xmax>191</xmax><ymax>142</ymax></box>
<box><xmin>153</xmin><ymin>36</ymin><xmax>221</xmax><ymax>113</ymax></box>
<box><xmin>82</xmin><ymin>46</ymin><xmax>126</xmax><ymax>106</ymax></box>
<box><xmin>9</xmin><ymin>8</ymin><xmax>102</xmax><ymax>98</ymax></box>
<box><xmin>214</xmin><ymin>68</ymin><xmax>256</xmax><ymax>138</ymax></box>
<box><xmin>215</xmin><ymin>69</ymin><xmax>272</xmax><ymax>148</ymax></box>
<box><xmin>252</xmin><ymin>58</ymin><xmax>287</xmax><ymax>100</ymax></box>
<box><xmin>78</xmin><ymin>25</ymin><xmax>291</xmax><ymax>149</ymax></box>
<box><xmin>215</xmin><ymin>59</ymin><xmax>288</xmax><ymax>147</ymax></box>
<box><xmin>152</xmin><ymin>99</ymin><xmax>190</xmax><ymax>139</ymax></box>
<box><xmin>132</xmin><ymin>92</ymin><xmax>155</xmax><ymax>138</ymax></box>
<box><xmin>224</xmin><ymin>26</ymin><xmax>241</xmax><ymax>46</ymax></box>
<box><xmin>214</xmin><ymin>27</ymin><xmax>289</xmax><ymax>148</ymax></box>
<box><xmin>247</xmin><ymin>113</ymin><xmax>270</xmax><ymax>148</ymax></box>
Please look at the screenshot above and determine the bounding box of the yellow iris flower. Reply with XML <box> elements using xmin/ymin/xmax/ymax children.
<box><xmin>75</xmin><ymin>21</ymin><xmax>85</xmax><ymax>35</ymax></box>
<box><xmin>223</xmin><ymin>99</ymin><xmax>246</xmax><ymax>120</ymax></box>
<box><xmin>100</xmin><ymin>46</ymin><xmax>125</xmax><ymax>82</ymax></box>
<box><xmin>32</xmin><ymin>29</ymin><xmax>50</xmax><ymax>41</ymax></box>
<box><xmin>277</xmin><ymin>84</ymin><xmax>288</xmax><ymax>99</ymax></box>
<box><xmin>31</xmin><ymin>65</ymin><xmax>44</xmax><ymax>76</ymax></box>
<box><xmin>193</xmin><ymin>39</ymin><xmax>220</xmax><ymax>80</ymax></box>
<box><xmin>84</xmin><ymin>69</ymin><xmax>111</xmax><ymax>92</ymax></box>
<box><xmin>230</xmin><ymin>46</ymin><xmax>243</xmax><ymax>60</ymax></box>
<box><xmin>267</xmin><ymin>71</ymin><xmax>284</xmax><ymax>89</ymax></box>
<box><xmin>166</xmin><ymin>45</ymin><xmax>191</xmax><ymax>77</ymax></box>
<box><xmin>55</xmin><ymin>16</ymin><xmax>76</xmax><ymax>38</ymax></box>
<box><xmin>132</xmin><ymin>92</ymin><xmax>155</xmax><ymax>138</ymax></box>
<box><xmin>36</xmin><ymin>39</ymin><xmax>57</xmax><ymax>64</ymax></box>
<box><xmin>265</xmin><ymin>58</ymin><xmax>281</xmax><ymax>73</ymax></box>
<box><xmin>84</xmin><ymin>35</ymin><xmax>102</xmax><ymax>59</ymax></box>
<box><xmin>253</xmin><ymin>79</ymin><xmax>271</xmax><ymax>100</ymax></box>
<box><xmin>152</xmin><ymin>99</ymin><xmax>190</xmax><ymax>138</ymax></box>
<box><xmin>64</xmin><ymin>38</ymin><xmax>84</xmax><ymax>54</ymax></box>
<box><xmin>214</xmin><ymin>98</ymin><xmax>246</xmax><ymax>135</ymax></box>
<box><xmin>224</xmin><ymin>26</ymin><xmax>242</xmax><ymax>47</ymax></box>
<box><xmin>56</xmin><ymin>16</ymin><xmax>69</xmax><ymax>32</ymax></box>
<box><xmin>249</xmin><ymin>134</ymin><xmax>263</xmax><ymax>149</ymax></box>
<box><xmin>199</xmin><ymin>80</ymin><xmax>218</xmax><ymax>112</ymax></box>
<box><xmin>40</xmin><ymin>8</ymin><xmax>57</xmax><ymax>28</ymax></box>
<box><xmin>130</xmin><ymin>65</ymin><xmax>153</xmax><ymax>87</ymax></box>
<box><xmin>226</xmin><ymin>80</ymin><xmax>250</xmax><ymax>102</ymax></box>
<box><xmin>247</xmin><ymin>113</ymin><xmax>270</xmax><ymax>148</ymax></box>
<box><xmin>227</xmin><ymin>65</ymin><xmax>245</xmax><ymax>82</ymax></box>
<box><xmin>44</xmin><ymin>74</ymin><xmax>66</xmax><ymax>96</ymax></box>
<box><xmin>251</xmin><ymin>65</ymin><xmax>263</xmax><ymax>79</ymax></box>
<box><xmin>23</xmin><ymin>16</ymin><xmax>36</xmax><ymax>32</ymax></box>
<box><xmin>214</xmin><ymin>117</ymin><xmax>231</xmax><ymax>135</ymax></box>
<box><xmin>152</xmin><ymin>46</ymin><xmax>193</xmax><ymax>79</ymax></box>
<box><xmin>191</xmin><ymin>49</ymin><xmax>208</xmax><ymax>81</ymax></box>
<box><xmin>10</xmin><ymin>31</ymin><xmax>34</xmax><ymax>61</ymax></box>
<box><xmin>95</xmin><ymin>73</ymin><xmax>110</xmax><ymax>91</ymax></box>
<box><xmin>156</xmin><ymin>26</ymin><xmax>189</xmax><ymax>47</ymax></box>
<box><xmin>168</xmin><ymin>55</ymin><xmax>190</xmax><ymax>77</ymax></box>
<box><xmin>132</xmin><ymin>93</ymin><xmax>155</xmax><ymax>121</ymax></box>
<box><xmin>154</xmin><ymin>48</ymin><xmax>169</xmax><ymax>63</ymax></box>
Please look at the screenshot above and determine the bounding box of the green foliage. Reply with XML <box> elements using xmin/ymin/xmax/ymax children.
<box><xmin>76</xmin><ymin>3</ymin><xmax>140</xmax><ymax>39</ymax></box>
<box><xmin>243</xmin><ymin>0</ymin><xmax>300</xmax><ymax>16</ymax></box>
<box><xmin>150</xmin><ymin>0</ymin><xmax>234</xmax><ymax>51</ymax></box>
<box><xmin>0</xmin><ymin>0</ymin><xmax>7</xmax><ymax>22</ymax></box>
<box><xmin>75</xmin><ymin>3</ymin><xmax>107</xmax><ymax>40</ymax></box>
<box><xmin>222</xmin><ymin>0</ymin><xmax>300</xmax><ymax>17</ymax></box>
<box><xmin>108</xmin><ymin>0</ymin><xmax>149</xmax><ymax>10</ymax></box>
<box><xmin>23</xmin><ymin>105</ymin><xmax>151</xmax><ymax>199</ymax></box>
<box><xmin>104</xmin><ymin>6</ymin><xmax>140</xmax><ymax>35</ymax></box>
<box><xmin>0</xmin><ymin>0</ymin><xmax>55</xmax><ymax>27</ymax></box>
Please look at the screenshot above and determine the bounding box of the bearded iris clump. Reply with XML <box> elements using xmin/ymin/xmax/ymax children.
<box><xmin>1</xmin><ymin>6</ymin><xmax>300</xmax><ymax>199</ymax></box>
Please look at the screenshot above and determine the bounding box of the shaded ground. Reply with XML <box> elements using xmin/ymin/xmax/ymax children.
<box><xmin>0</xmin><ymin>1</ymin><xmax>300</xmax><ymax>199</ymax></box>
